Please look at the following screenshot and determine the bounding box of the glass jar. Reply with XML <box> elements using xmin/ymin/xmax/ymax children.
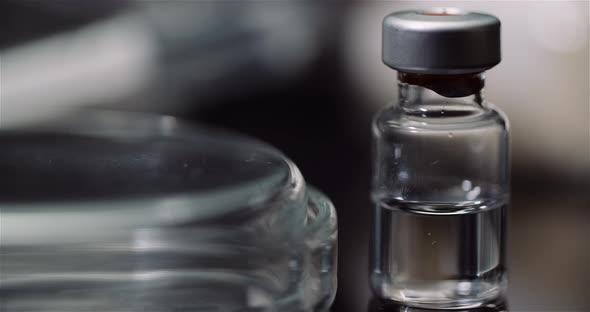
<box><xmin>0</xmin><ymin>111</ymin><xmax>337</xmax><ymax>311</ymax></box>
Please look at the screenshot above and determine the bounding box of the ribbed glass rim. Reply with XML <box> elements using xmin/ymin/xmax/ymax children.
<box><xmin>0</xmin><ymin>110</ymin><xmax>307</xmax><ymax>244</ymax></box>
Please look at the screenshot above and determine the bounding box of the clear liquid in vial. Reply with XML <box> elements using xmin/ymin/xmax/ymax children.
<box><xmin>371</xmin><ymin>198</ymin><xmax>507</xmax><ymax>309</ymax></box>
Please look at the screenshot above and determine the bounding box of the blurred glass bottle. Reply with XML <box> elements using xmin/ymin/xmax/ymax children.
<box><xmin>370</xmin><ymin>9</ymin><xmax>509</xmax><ymax>309</ymax></box>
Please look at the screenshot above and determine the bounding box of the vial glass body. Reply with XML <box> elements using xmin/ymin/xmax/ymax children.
<box><xmin>370</xmin><ymin>73</ymin><xmax>509</xmax><ymax>309</ymax></box>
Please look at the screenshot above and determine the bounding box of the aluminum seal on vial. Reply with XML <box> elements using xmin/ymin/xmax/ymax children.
<box><xmin>382</xmin><ymin>8</ymin><xmax>501</xmax><ymax>74</ymax></box>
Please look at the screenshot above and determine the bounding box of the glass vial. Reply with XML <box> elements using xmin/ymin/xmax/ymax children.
<box><xmin>370</xmin><ymin>9</ymin><xmax>509</xmax><ymax>309</ymax></box>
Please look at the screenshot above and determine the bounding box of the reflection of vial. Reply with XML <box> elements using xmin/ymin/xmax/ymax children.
<box><xmin>370</xmin><ymin>9</ymin><xmax>509</xmax><ymax>308</ymax></box>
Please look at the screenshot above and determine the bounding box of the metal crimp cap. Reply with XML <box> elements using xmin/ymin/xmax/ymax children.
<box><xmin>383</xmin><ymin>8</ymin><xmax>501</xmax><ymax>74</ymax></box>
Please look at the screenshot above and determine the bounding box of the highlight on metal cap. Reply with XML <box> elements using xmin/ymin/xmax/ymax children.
<box><xmin>382</xmin><ymin>8</ymin><xmax>501</xmax><ymax>74</ymax></box>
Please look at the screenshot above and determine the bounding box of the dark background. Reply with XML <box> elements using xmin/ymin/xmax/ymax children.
<box><xmin>1</xmin><ymin>1</ymin><xmax>588</xmax><ymax>311</ymax></box>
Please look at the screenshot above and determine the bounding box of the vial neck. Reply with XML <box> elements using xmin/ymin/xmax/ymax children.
<box><xmin>397</xmin><ymin>72</ymin><xmax>485</xmax><ymax>112</ymax></box>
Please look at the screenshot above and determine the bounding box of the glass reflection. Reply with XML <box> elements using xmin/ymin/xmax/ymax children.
<box><xmin>368</xmin><ymin>297</ymin><xmax>508</xmax><ymax>312</ymax></box>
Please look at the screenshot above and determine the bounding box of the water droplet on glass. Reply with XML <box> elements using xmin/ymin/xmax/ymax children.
<box><xmin>462</xmin><ymin>180</ymin><xmax>472</xmax><ymax>191</ymax></box>
<box><xmin>466</xmin><ymin>186</ymin><xmax>481</xmax><ymax>200</ymax></box>
<box><xmin>394</xmin><ymin>147</ymin><xmax>402</xmax><ymax>159</ymax></box>
<box><xmin>457</xmin><ymin>281</ymin><xmax>472</xmax><ymax>295</ymax></box>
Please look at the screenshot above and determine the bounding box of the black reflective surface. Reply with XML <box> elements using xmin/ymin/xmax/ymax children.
<box><xmin>368</xmin><ymin>297</ymin><xmax>508</xmax><ymax>312</ymax></box>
